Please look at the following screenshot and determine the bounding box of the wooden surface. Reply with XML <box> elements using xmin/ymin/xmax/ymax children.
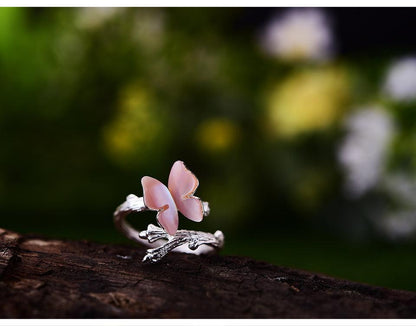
<box><xmin>0</xmin><ymin>228</ymin><xmax>415</xmax><ymax>318</ymax></box>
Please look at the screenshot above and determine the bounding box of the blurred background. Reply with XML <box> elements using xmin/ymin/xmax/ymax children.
<box><xmin>1</xmin><ymin>7</ymin><xmax>416</xmax><ymax>291</ymax></box>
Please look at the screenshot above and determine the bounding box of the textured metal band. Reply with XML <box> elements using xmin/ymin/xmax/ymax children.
<box><xmin>114</xmin><ymin>194</ymin><xmax>224</xmax><ymax>263</ymax></box>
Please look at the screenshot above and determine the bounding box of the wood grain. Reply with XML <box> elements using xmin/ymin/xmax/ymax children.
<box><xmin>0</xmin><ymin>228</ymin><xmax>415</xmax><ymax>318</ymax></box>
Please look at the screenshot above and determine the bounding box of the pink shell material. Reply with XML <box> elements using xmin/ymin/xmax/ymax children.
<box><xmin>141</xmin><ymin>176</ymin><xmax>179</xmax><ymax>235</ymax></box>
<box><xmin>168</xmin><ymin>160</ymin><xmax>204</xmax><ymax>222</ymax></box>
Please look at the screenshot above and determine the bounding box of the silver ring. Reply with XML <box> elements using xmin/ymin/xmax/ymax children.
<box><xmin>113</xmin><ymin>161</ymin><xmax>224</xmax><ymax>263</ymax></box>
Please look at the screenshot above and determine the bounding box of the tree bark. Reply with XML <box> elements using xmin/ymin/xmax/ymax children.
<box><xmin>0</xmin><ymin>228</ymin><xmax>415</xmax><ymax>318</ymax></box>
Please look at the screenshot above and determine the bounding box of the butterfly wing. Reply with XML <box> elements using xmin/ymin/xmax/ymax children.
<box><xmin>168</xmin><ymin>160</ymin><xmax>204</xmax><ymax>222</ymax></box>
<box><xmin>141</xmin><ymin>176</ymin><xmax>178</xmax><ymax>235</ymax></box>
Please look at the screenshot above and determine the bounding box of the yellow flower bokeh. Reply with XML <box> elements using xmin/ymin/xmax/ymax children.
<box><xmin>196</xmin><ymin>118</ymin><xmax>240</xmax><ymax>153</ymax></box>
<box><xmin>103</xmin><ymin>84</ymin><xmax>166</xmax><ymax>167</ymax></box>
<box><xmin>266</xmin><ymin>66</ymin><xmax>350</xmax><ymax>138</ymax></box>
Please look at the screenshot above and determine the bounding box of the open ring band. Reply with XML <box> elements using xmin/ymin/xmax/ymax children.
<box><xmin>114</xmin><ymin>194</ymin><xmax>224</xmax><ymax>263</ymax></box>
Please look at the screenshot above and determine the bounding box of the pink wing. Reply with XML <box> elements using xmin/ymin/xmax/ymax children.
<box><xmin>168</xmin><ymin>161</ymin><xmax>204</xmax><ymax>222</ymax></box>
<box><xmin>141</xmin><ymin>176</ymin><xmax>178</xmax><ymax>235</ymax></box>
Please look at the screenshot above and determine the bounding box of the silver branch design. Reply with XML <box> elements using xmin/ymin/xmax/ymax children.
<box><xmin>139</xmin><ymin>224</ymin><xmax>224</xmax><ymax>263</ymax></box>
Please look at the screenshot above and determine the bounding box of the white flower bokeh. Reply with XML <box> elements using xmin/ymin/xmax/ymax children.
<box><xmin>383</xmin><ymin>57</ymin><xmax>416</xmax><ymax>102</ymax></box>
<box><xmin>76</xmin><ymin>7</ymin><xmax>124</xmax><ymax>30</ymax></box>
<box><xmin>260</xmin><ymin>9</ymin><xmax>334</xmax><ymax>62</ymax></box>
<box><xmin>338</xmin><ymin>107</ymin><xmax>395</xmax><ymax>198</ymax></box>
<box><xmin>378</xmin><ymin>210</ymin><xmax>416</xmax><ymax>240</ymax></box>
<box><xmin>376</xmin><ymin>173</ymin><xmax>416</xmax><ymax>240</ymax></box>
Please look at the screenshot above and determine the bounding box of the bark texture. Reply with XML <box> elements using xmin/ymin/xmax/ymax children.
<box><xmin>0</xmin><ymin>228</ymin><xmax>415</xmax><ymax>318</ymax></box>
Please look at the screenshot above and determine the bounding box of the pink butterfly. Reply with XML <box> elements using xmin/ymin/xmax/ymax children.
<box><xmin>141</xmin><ymin>160</ymin><xmax>205</xmax><ymax>235</ymax></box>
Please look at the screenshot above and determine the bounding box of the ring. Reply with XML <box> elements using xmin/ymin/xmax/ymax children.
<box><xmin>114</xmin><ymin>160</ymin><xmax>225</xmax><ymax>263</ymax></box>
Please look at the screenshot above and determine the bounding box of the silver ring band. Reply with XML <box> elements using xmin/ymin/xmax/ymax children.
<box><xmin>114</xmin><ymin>194</ymin><xmax>224</xmax><ymax>263</ymax></box>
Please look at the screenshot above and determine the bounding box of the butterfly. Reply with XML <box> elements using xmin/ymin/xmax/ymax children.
<box><xmin>141</xmin><ymin>160</ymin><xmax>206</xmax><ymax>235</ymax></box>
